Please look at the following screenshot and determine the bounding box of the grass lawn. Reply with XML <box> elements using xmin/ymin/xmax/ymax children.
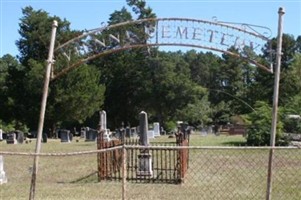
<box><xmin>0</xmin><ymin>134</ymin><xmax>300</xmax><ymax>200</ymax></box>
<box><xmin>151</xmin><ymin>133</ymin><xmax>247</xmax><ymax>146</ymax></box>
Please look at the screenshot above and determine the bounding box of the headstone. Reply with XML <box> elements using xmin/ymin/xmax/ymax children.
<box><xmin>137</xmin><ymin>153</ymin><xmax>153</xmax><ymax>176</ymax></box>
<box><xmin>60</xmin><ymin>129</ymin><xmax>70</xmax><ymax>143</ymax></box>
<box><xmin>131</xmin><ymin>127</ymin><xmax>138</xmax><ymax>138</ymax></box>
<box><xmin>42</xmin><ymin>133</ymin><xmax>48</xmax><ymax>143</ymax></box>
<box><xmin>99</xmin><ymin>110</ymin><xmax>111</xmax><ymax>138</ymax></box>
<box><xmin>85</xmin><ymin>129</ymin><xmax>98</xmax><ymax>141</ymax></box>
<box><xmin>147</xmin><ymin>130</ymin><xmax>155</xmax><ymax>139</ymax></box>
<box><xmin>200</xmin><ymin>128</ymin><xmax>208</xmax><ymax>136</ymax></box>
<box><xmin>137</xmin><ymin>111</ymin><xmax>153</xmax><ymax>177</ymax></box>
<box><xmin>160</xmin><ymin>126</ymin><xmax>166</xmax><ymax>135</ymax></box>
<box><xmin>0</xmin><ymin>155</ymin><xmax>8</xmax><ymax>184</ymax></box>
<box><xmin>16</xmin><ymin>131</ymin><xmax>24</xmax><ymax>144</ymax></box>
<box><xmin>69</xmin><ymin>132</ymin><xmax>73</xmax><ymax>142</ymax></box>
<box><xmin>6</xmin><ymin>133</ymin><xmax>17</xmax><ymax>144</ymax></box>
<box><xmin>125</xmin><ymin>127</ymin><xmax>131</xmax><ymax>138</ymax></box>
<box><xmin>0</xmin><ymin>129</ymin><xmax>3</xmax><ymax>141</ymax></box>
<box><xmin>153</xmin><ymin>122</ymin><xmax>160</xmax><ymax>137</ymax></box>
<box><xmin>80</xmin><ymin>127</ymin><xmax>86</xmax><ymax>138</ymax></box>
<box><xmin>208</xmin><ymin>126</ymin><xmax>213</xmax><ymax>134</ymax></box>
<box><xmin>99</xmin><ymin>110</ymin><xmax>107</xmax><ymax>131</ymax></box>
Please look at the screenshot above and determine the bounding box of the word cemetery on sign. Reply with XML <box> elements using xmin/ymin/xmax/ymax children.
<box><xmin>53</xmin><ymin>18</ymin><xmax>272</xmax><ymax>80</ymax></box>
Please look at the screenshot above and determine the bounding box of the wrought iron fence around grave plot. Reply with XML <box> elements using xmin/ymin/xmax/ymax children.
<box><xmin>96</xmin><ymin>132</ymin><xmax>189</xmax><ymax>184</ymax></box>
<box><xmin>1</xmin><ymin>144</ymin><xmax>301</xmax><ymax>200</ymax></box>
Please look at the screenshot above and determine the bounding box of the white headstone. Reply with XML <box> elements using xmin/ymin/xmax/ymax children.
<box><xmin>100</xmin><ymin>110</ymin><xmax>107</xmax><ymax>130</ymax></box>
<box><xmin>80</xmin><ymin>127</ymin><xmax>86</xmax><ymax>138</ymax></box>
<box><xmin>0</xmin><ymin>156</ymin><xmax>7</xmax><ymax>184</ymax></box>
<box><xmin>147</xmin><ymin>130</ymin><xmax>155</xmax><ymax>139</ymax></box>
<box><xmin>153</xmin><ymin>122</ymin><xmax>160</xmax><ymax>137</ymax></box>
<box><xmin>0</xmin><ymin>129</ymin><xmax>3</xmax><ymax>140</ymax></box>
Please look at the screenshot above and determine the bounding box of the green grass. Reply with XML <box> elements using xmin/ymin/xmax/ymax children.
<box><xmin>151</xmin><ymin>133</ymin><xmax>247</xmax><ymax>146</ymax></box>
<box><xmin>0</xmin><ymin>135</ymin><xmax>300</xmax><ymax>200</ymax></box>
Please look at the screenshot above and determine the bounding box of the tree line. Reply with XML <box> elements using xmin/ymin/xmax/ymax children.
<box><xmin>1</xmin><ymin>1</ymin><xmax>301</xmax><ymax>145</ymax></box>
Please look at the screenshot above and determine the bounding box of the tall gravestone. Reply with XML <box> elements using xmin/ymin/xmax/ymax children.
<box><xmin>137</xmin><ymin>111</ymin><xmax>153</xmax><ymax>177</ymax></box>
<box><xmin>99</xmin><ymin>110</ymin><xmax>110</xmax><ymax>139</ymax></box>
<box><xmin>0</xmin><ymin>156</ymin><xmax>7</xmax><ymax>184</ymax></box>
<box><xmin>139</xmin><ymin>111</ymin><xmax>149</xmax><ymax>146</ymax></box>
<box><xmin>99</xmin><ymin>110</ymin><xmax>107</xmax><ymax>131</ymax></box>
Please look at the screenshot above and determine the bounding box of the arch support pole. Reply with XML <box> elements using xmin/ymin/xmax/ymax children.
<box><xmin>266</xmin><ymin>7</ymin><xmax>285</xmax><ymax>200</ymax></box>
<box><xmin>29</xmin><ymin>20</ymin><xmax>58</xmax><ymax>200</ymax></box>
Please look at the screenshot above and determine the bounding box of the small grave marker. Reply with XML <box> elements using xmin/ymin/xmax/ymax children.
<box><xmin>0</xmin><ymin>156</ymin><xmax>7</xmax><ymax>184</ymax></box>
<box><xmin>60</xmin><ymin>129</ymin><xmax>71</xmax><ymax>143</ymax></box>
<box><xmin>6</xmin><ymin>133</ymin><xmax>17</xmax><ymax>144</ymax></box>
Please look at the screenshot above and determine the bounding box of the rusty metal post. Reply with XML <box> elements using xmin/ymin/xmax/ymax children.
<box><xmin>122</xmin><ymin>145</ymin><xmax>127</xmax><ymax>200</ymax></box>
<box><xmin>29</xmin><ymin>20</ymin><xmax>58</xmax><ymax>200</ymax></box>
<box><xmin>266</xmin><ymin>7</ymin><xmax>285</xmax><ymax>200</ymax></box>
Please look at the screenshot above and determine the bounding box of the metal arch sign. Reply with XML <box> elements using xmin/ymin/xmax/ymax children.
<box><xmin>53</xmin><ymin>18</ymin><xmax>272</xmax><ymax>80</ymax></box>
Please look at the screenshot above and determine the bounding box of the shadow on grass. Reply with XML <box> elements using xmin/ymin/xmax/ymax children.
<box><xmin>59</xmin><ymin>171</ymin><xmax>99</xmax><ymax>184</ymax></box>
<box><xmin>221</xmin><ymin>141</ymin><xmax>247</xmax><ymax>146</ymax></box>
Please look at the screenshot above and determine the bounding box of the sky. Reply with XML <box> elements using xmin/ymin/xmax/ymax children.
<box><xmin>0</xmin><ymin>0</ymin><xmax>301</xmax><ymax>57</ymax></box>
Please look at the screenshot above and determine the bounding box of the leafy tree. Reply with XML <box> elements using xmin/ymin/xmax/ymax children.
<box><xmin>14</xmin><ymin>6</ymin><xmax>105</xmax><ymax>133</ymax></box>
<box><xmin>282</xmin><ymin>95</ymin><xmax>301</xmax><ymax>133</ymax></box>
<box><xmin>108</xmin><ymin>7</ymin><xmax>132</xmax><ymax>25</ymax></box>
<box><xmin>88</xmin><ymin>4</ymin><xmax>157</xmax><ymax>128</ymax></box>
<box><xmin>0</xmin><ymin>54</ymin><xmax>26</xmax><ymax>123</ymax></box>
<box><xmin>280</xmin><ymin>53</ymin><xmax>301</xmax><ymax>104</ymax></box>
<box><xmin>280</xmin><ymin>55</ymin><xmax>301</xmax><ymax>133</ymax></box>
<box><xmin>16</xmin><ymin>6</ymin><xmax>78</xmax><ymax>67</ymax></box>
<box><xmin>184</xmin><ymin>50</ymin><xmax>221</xmax><ymax>88</ymax></box>
<box><xmin>126</xmin><ymin>0</ymin><xmax>156</xmax><ymax>19</ymax></box>
<box><xmin>253</xmin><ymin>34</ymin><xmax>300</xmax><ymax>106</ymax></box>
<box><xmin>0</xmin><ymin>55</ymin><xmax>13</xmax><ymax>121</ymax></box>
<box><xmin>144</xmin><ymin>51</ymin><xmax>210</xmax><ymax>128</ymax></box>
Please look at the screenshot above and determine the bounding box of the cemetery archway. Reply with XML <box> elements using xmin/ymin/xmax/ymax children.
<box><xmin>52</xmin><ymin>17</ymin><xmax>273</xmax><ymax>80</ymax></box>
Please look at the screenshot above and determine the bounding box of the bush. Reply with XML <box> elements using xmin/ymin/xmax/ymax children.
<box><xmin>165</xmin><ymin>121</ymin><xmax>177</xmax><ymax>134</ymax></box>
<box><xmin>246</xmin><ymin>101</ymin><xmax>285</xmax><ymax>146</ymax></box>
<box><xmin>0</xmin><ymin>120</ymin><xmax>29</xmax><ymax>133</ymax></box>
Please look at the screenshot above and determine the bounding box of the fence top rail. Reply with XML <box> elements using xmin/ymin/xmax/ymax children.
<box><xmin>124</xmin><ymin>145</ymin><xmax>301</xmax><ymax>150</ymax></box>
<box><xmin>0</xmin><ymin>145</ymin><xmax>123</xmax><ymax>156</ymax></box>
<box><xmin>1</xmin><ymin>145</ymin><xmax>300</xmax><ymax>157</ymax></box>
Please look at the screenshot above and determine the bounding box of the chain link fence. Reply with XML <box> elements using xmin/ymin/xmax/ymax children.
<box><xmin>1</xmin><ymin>141</ymin><xmax>301</xmax><ymax>200</ymax></box>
